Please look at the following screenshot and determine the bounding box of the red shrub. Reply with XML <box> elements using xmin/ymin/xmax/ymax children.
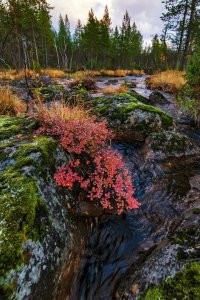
<box><xmin>54</xmin><ymin>149</ymin><xmax>139</xmax><ymax>214</ymax></box>
<box><xmin>34</xmin><ymin>104</ymin><xmax>139</xmax><ymax>214</ymax></box>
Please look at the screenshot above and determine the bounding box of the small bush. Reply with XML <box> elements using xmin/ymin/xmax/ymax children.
<box><xmin>186</xmin><ymin>47</ymin><xmax>200</xmax><ymax>86</ymax></box>
<box><xmin>102</xmin><ymin>84</ymin><xmax>128</xmax><ymax>95</ymax></box>
<box><xmin>65</xmin><ymin>88</ymin><xmax>90</xmax><ymax>106</ymax></box>
<box><xmin>0</xmin><ymin>88</ymin><xmax>26</xmax><ymax>116</ymax></box>
<box><xmin>177</xmin><ymin>83</ymin><xmax>200</xmax><ymax>125</ymax></box>
<box><xmin>68</xmin><ymin>76</ymin><xmax>96</xmax><ymax>91</ymax></box>
<box><xmin>34</xmin><ymin>103</ymin><xmax>139</xmax><ymax>214</ymax></box>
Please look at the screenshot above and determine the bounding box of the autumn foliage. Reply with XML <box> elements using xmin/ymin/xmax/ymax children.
<box><xmin>35</xmin><ymin>103</ymin><xmax>139</xmax><ymax>214</ymax></box>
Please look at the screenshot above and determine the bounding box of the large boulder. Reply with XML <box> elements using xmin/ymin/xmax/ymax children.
<box><xmin>92</xmin><ymin>93</ymin><xmax>173</xmax><ymax>142</ymax></box>
<box><xmin>0</xmin><ymin>116</ymin><xmax>70</xmax><ymax>299</ymax></box>
<box><xmin>144</xmin><ymin>131</ymin><xmax>199</xmax><ymax>161</ymax></box>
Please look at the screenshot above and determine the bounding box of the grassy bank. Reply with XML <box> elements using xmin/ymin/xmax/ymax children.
<box><xmin>0</xmin><ymin>68</ymin><xmax>144</xmax><ymax>81</ymax></box>
<box><xmin>146</xmin><ymin>70</ymin><xmax>186</xmax><ymax>93</ymax></box>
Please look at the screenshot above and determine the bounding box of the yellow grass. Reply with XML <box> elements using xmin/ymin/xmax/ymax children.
<box><xmin>0</xmin><ymin>68</ymin><xmax>144</xmax><ymax>80</ymax></box>
<box><xmin>69</xmin><ymin>69</ymin><xmax>144</xmax><ymax>78</ymax></box>
<box><xmin>35</xmin><ymin>101</ymin><xmax>89</xmax><ymax>123</ymax></box>
<box><xmin>0</xmin><ymin>88</ymin><xmax>26</xmax><ymax>116</ymax></box>
<box><xmin>147</xmin><ymin>70</ymin><xmax>186</xmax><ymax>92</ymax></box>
<box><xmin>98</xmin><ymin>69</ymin><xmax>144</xmax><ymax>77</ymax></box>
<box><xmin>101</xmin><ymin>84</ymin><xmax>128</xmax><ymax>95</ymax></box>
<box><xmin>40</xmin><ymin>69</ymin><xmax>66</xmax><ymax>78</ymax></box>
<box><xmin>0</xmin><ymin>69</ymin><xmax>37</xmax><ymax>80</ymax></box>
<box><xmin>0</xmin><ymin>68</ymin><xmax>67</xmax><ymax>80</ymax></box>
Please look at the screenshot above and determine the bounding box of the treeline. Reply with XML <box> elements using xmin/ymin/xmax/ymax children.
<box><xmin>161</xmin><ymin>0</ymin><xmax>200</xmax><ymax>70</ymax></box>
<box><xmin>0</xmin><ymin>0</ymin><xmax>199</xmax><ymax>71</ymax></box>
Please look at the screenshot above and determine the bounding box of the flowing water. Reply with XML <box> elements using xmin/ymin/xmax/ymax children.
<box><xmin>56</xmin><ymin>76</ymin><xmax>200</xmax><ymax>300</ymax></box>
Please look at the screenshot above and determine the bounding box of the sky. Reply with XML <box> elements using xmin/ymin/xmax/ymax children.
<box><xmin>48</xmin><ymin>0</ymin><xmax>165</xmax><ymax>45</ymax></box>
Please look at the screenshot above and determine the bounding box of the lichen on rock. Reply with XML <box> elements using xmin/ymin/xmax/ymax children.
<box><xmin>0</xmin><ymin>115</ymin><xmax>69</xmax><ymax>299</ymax></box>
<box><xmin>144</xmin><ymin>131</ymin><xmax>199</xmax><ymax>161</ymax></box>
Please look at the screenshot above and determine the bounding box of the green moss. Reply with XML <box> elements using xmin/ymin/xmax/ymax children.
<box><xmin>0</xmin><ymin>116</ymin><xmax>58</xmax><ymax>279</ymax></box>
<box><xmin>93</xmin><ymin>93</ymin><xmax>173</xmax><ymax>129</ymax></box>
<box><xmin>128</xmin><ymin>90</ymin><xmax>149</xmax><ymax>104</ymax></box>
<box><xmin>34</xmin><ymin>85</ymin><xmax>64</xmax><ymax>101</ymax></box>
<box><xmin>172</xmin><ymin>226</ymin><xmax>200</xmax><ymax>246</ymax></box>
<box><xmin>0</xmin><ymin>170</ymin><xmax>48</xmax><ymax>277</ymax></box>
<box><xmin>141</xmin><ymin>287</ymin><xmax>165</xmax><ymax>300</ymax></box>
<box><xmin>0</xmin><ymin>116</ymin><xmax>24</xmax><ymax>139</ymax></box>
<box><xmin>0</xmin><ymin>282</ymin><xmax>15</xmax><ymax>300</ymax></box>
<box><xmin>141</xmin><ymin>263</ymin><xmax>200</xmax><ymax>300</ymax></box>
<box><xmin>0</xmin><ymin>115</ymin><xmax>37</xmax><ymax>140</ymax></box>
<box><xmin>13</xmin><ymin>136</ymin><xmax>57</xmax><ymax>169</ymax></box>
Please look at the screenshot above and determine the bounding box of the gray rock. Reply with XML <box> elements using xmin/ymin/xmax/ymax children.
<box><xmin>149</xmin><ymin>90</ymin><xmax>170</xmax><ymax>105</ymax></box>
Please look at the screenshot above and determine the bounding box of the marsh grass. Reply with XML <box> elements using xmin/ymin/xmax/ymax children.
<box><xmin>0</xmin><ymin>68</ymin><xmax>67</xmax><ymax>80</ymax></box>
<box><xmin>0</xmin><ymin>87</ymin><xmax>26</xmax><ymax>116</ymax></box>
<box><xmin>101</xmin><ymin>84</ymin><xmax>128</xmax><ymax>95</ymax></box>
<box><xmin>34</xmin><ymin>100</ymin><xmax>90</xmax><ymax>124</ymax></box>
<box><xmin>146</xmin><ymin>70</ymin><xmax>186</xmax><ymax>93</ymax></box>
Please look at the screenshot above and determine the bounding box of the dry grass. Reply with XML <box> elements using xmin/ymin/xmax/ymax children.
<box><xmin>146</xmin><ymin>70</ymin><xmax>186</xmax><ymax>93</ymax></box>
<box><xmin>101</xmin><ymin>84</ymin><xmax>128</xmax><ymax>95</ymax></box>
<box><xmin>95</xmin><ymin>69</ymin><xmax>144</xmax><ymax>77</ymax></box>
<box><xmin>35</xmin><ymin>101</ymin><xmax>89</xmax><ymax>123</ymax></box>
<box><xmin>0</xmin><ymin>69</ymin><xmax>37</xmax><ymax>80</ymax></box>
<box><xmin>70</xmin><ymin>69</ymin><xmax>144</xmax><ymax>78</ymax></box>
<box><xmin>0</xmin><ymin>88</ymin><xmax>26</xmax><ymax>116</ymax></box>
<box><xmin>0</xmin><ymin>68</ymin><xmax>67</xmax><ymax>80</ymax></box>
<box><xmin>0</xmin><ymin>68</ymin><xmax>144</xmax><ymax>81</ymax></box>
<box><xmin>40</xmin><ymin>69</ymin><xmax>67</xmax><ymax>78</ymax></box>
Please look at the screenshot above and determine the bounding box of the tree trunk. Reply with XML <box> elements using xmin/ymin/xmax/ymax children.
<box><xmin>176</xmin><ymin>0</ymin><xmax>189</xmax><ymax>69</ymax></box>
<box><xmin>32</xmin><ymin>25</ymin><xmax>39</xmax><ymax>66</ymax></box>
<box><xmin>54</xmin><ymin>39</ymin><xmax>60</xmax><ymax>69</ymax></box>
<box><xmin>181</xmin><ymin>0</ymin><xmax>197</xmax><ymax>69</ymax></box>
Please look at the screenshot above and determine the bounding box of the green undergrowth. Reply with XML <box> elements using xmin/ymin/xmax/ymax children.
<box><xmin>92</xmin><ymin>93</ymin><xmax>173</xmax><ymax>129</ymax></box>
<box><xmin>0</xmin><ymin>115</ymin><xmax>57</xmax><ymax>281</ymax></box>
<box><xmin>141</xmin><ymin>263</ymin><xmax>200</xmax><ymax>300</ymax></box>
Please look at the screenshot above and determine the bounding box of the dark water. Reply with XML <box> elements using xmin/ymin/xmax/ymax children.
<box><xmin>58</xmin><ymin>76</ymin><xmax>200</xmax><ymax>300</ymax></box>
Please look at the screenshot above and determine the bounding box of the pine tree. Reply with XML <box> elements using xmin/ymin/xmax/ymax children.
<box><xmin>56</xmin><ymin>14</ymin><xmax>72</xmax><ymax>69</ymax></box>
<box><xmin>100</xmin><ymin>5</ymin><xmax>112</xmax><ymax>67</ymax></box>
<box><xmin>161</xmin><ymin>0</ymin><xmax>200</xmax><ymax>69</ymax></box>
<box><xmin>73</xmin><ymin>19</ymin><xmax>83</xmax><ymax>69</ymax></box>
<box><xmin>82</xmin><ymin>9</ymin><xmax>101</xmax><ymax>69</ymax></box>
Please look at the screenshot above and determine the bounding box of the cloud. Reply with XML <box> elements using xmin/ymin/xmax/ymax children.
<box><xmin>49</xmin><ymin>0</ymin><xmax>165</xmax><ymax>43</ymax></box>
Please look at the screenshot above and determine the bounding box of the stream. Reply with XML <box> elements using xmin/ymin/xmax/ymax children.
<box><xmin>56</xmin><ymin>75</ymin><xmax>200</xmax><ymax>300</ymax></box>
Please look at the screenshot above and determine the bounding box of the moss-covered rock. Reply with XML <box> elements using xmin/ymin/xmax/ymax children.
<box><xmin>141</xmin><ymin>263</ymin><xmax>200</xmax><ymax>300</ymax></box>
<box><xmin>0</xmin><ymin>115</ymin><xmax>69</xmax><ymax>299</ymax></box>
<box><xmin>34</xmin><ymin>84</ymin><xmax>64</xmax><ymax>101</ymax></box>
<box><xmin>128</xmin><ymin>90</ymin><xmax>149</xmax><ymax>104</ymax></box>
<box><xmin>144</xmin><ymin>131</ymin><xmax>199</xmax><ymax>161</ymax></box>
<box><xmin>0</xmin><ymin>115</ymin><xmax>37</xmax><ymax>140</ymax></box>
<box><xmin>92</xmin><ymin>93</ymin><xmax>173</xmax><ymax>141</ymax></box>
